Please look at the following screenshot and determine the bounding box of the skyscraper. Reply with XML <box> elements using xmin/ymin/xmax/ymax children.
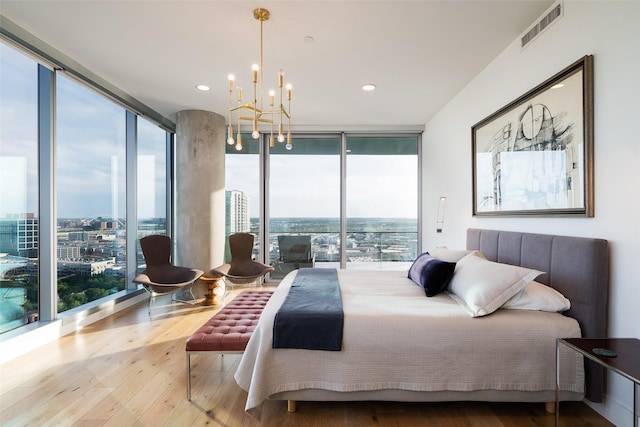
<box><xmin>0</xmin><ymin>214</ymin><xmax>38</xmax><ymax>258</ymax></box>
<box><xmin>225</xmin><ymin>190</ymin><xmax>250</xmax><ymax>234</ymax></box>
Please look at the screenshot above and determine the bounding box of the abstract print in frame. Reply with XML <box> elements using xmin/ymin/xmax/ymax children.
<box><xmin>472</xmin><ymin>55</ymin><xmax>594</xmax><ymax>217</ymax></box>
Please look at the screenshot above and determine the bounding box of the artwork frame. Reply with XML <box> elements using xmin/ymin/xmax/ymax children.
<box><xmin>472</xmin><ymin>55</ymin><xmax>594</xmax><ymax>217</ymax></box>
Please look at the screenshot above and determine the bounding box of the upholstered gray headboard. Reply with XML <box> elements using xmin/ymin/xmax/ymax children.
<box><xmin>466</xmin><ymin>228</ymin><xmax>609</xmax><ymax>402</ymax></box>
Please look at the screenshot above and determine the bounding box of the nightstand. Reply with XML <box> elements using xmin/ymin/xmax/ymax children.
<box><xmin>556</xmin><ymin>338</ymin><xmax>640</xmax><ymax>427</ymax></box>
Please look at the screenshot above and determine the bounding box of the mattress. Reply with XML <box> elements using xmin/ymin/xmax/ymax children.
<box><xmin>234</xmin><ymin>269</ymin><xmax>584</xmax><ymax>420</ymax></box>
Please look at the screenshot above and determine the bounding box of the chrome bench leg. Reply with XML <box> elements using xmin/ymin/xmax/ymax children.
<box><xmin>186</xmin><ymin>352</ymin><xmax>192</xmax><ymax>400</ymax></box>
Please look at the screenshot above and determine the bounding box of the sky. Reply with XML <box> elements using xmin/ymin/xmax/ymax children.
<box><xmin>1</xmin><ymin>42</ymin><xmax>166</xmax><ymax>220</ymax></box>
<box><xmin>0</xmin><ymin>43</ymin><xmax>39</xmax><ymax>218</ymax></box>
<box><xmin>226</xmin><ymin>151</ymin><xmax>418</xmax><ymax>219</ymax></box>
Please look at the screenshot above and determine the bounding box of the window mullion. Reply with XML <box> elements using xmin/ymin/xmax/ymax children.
<box><xmin>340</xmin><ymin>132</ymin><xmax>347</xmax><ymax>269</ymax></box>
<box><xmin>125</xmin><ymin>111</ymin><xmax>137</xmax><ymax>289</ymax></box>
<box><xmin>38</xmin><ymin>64</ymin><xmax>56</xmax><ymax>321</ymax></box>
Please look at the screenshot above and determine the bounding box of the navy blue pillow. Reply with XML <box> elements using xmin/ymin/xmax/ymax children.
<box><xmin>408</xmin><ymin>252</ymin><xmax>456</xmax><ymax>297</ymax></box>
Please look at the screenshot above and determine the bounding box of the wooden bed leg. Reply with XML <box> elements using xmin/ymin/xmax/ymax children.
<box><xmin>545</xmin><ymin>401</ymin><xmax>556</xmax><ymax>413</ymax></box>
<box><xmin>287</xmin><ymin>400</ymin><xmax>297</xmax><ymax>412</ymax></box>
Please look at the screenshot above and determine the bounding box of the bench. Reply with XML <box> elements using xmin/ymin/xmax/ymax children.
<box><xmin>185</xmin><ymin>290</ymin><xmax>273</xmax><ymax>400</ymax></box>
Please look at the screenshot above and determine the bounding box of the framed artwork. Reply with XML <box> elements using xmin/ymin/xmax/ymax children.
<box><xmin>472</xmin><ymin>55</ymin><xmax>594</xmax><ymax>217</ymax></box>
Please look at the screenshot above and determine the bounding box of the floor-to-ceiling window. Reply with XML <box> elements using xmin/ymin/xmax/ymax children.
<box><xmin>136</xmin><ymin>117</ymin><xmax>168</xmax><ymax>272</ymax></box>
<box><xmin>0</xmin><ymin>42</ymin><xmax>39</xmax><ymax>332</ymax></box>
<box><xmin>225</xmin><ymin>133</ymin><xmax>420</xmax><ymax>278</ymax></box>
<box><xmin>345</xmin><ymin>135</ymin><xmax>419</xmax><ymax>270</ymax></box>
<box><xmin>55</xmin><ymin>75</ymin><xmax>127</xmax><ymax>313</ymax></box>
<box><xmin>268</xmin><ymin>136</ymin><xmax>342</xmax><ymax>278</ymax></box>
<box><xmin>0</xmin><ymin>34</ymin><xmax>173</xmax><ymax>338</ymax></box>
<box><xmin>224</xmin><ymin>133</ymin><xmax>260</xmax><ymax>261</ymax></box>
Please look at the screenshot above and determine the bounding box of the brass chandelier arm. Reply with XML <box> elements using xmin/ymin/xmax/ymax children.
<box><xmin>238</xmin><ymin>115</ymin><xmax>288</xmax><ymax>124</ymax></box>
<box><xmin>230</xmin><ymin>103</ymin><xmax>260</xmax><ymax>113</ymax></box>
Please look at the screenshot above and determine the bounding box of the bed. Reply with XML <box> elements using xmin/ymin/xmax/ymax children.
<box><xmin>234</xmin><ymin>228</ymin><xmax>609</xmax><ymax>419</ymax></box>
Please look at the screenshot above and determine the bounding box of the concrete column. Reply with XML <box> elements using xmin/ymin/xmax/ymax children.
<box><xmin>175</xmin><ymin>110</ymin><xmax>225</xmax><ymax>290</ymax></box>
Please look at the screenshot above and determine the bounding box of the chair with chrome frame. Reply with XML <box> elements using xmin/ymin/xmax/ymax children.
<box><xmin>209</xmin><ymin>233</ymin><xmax>274</xmax><ymax>302</ymax></box>
<box><xmin>133</xmin><ymin>234</ymin><xmax>203</xmax><ymax>315</ymax></box>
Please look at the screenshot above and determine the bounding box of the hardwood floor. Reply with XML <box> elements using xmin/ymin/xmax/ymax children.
<box><xmin>0</xmin><ymin>289</ymin><xmax>613</xmax><ymax>426</ymax></box>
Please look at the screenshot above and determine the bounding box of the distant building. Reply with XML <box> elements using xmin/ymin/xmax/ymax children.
<box><xmin>57</xmin><ymin>258</ymin><xmax>115</xmax><ymax>277</ymax></box>
<box><xmin>105</xmin><ymin>265</ymin><xmax>125</xmax><ymax>278</ymax></box>
<box><xmin>67</xmin><ymin>232</ymin><xmax>87</xmax><ymax>242</ymax></box>
<box><xmin>57</xmin><ymin>246</ymin><xmax>81</xmax><ymax>260</ymax></box>
<box><xmin>226</xmin><ymin>190</ymin><xmax>250</xmax><ymax>234</ymax></box>
<box><xmin>0</xmin><ymin>214</ymin><xmax>38</xmax><ymax>258</ymax></box>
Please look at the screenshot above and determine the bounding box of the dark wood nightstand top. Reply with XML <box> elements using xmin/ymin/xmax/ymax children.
<box><xmin>559</xmin><ymin>338</ymin><xmax>640</xmax><ymax>384</ymax></box>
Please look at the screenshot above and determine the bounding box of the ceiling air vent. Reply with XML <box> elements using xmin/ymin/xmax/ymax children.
<box><xmin>521</xmin><ymin>0</ymin><xmax>563</xmax><ymax>49</ymax></box>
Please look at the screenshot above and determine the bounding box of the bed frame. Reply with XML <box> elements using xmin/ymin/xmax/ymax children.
<box><xmin>466</xmin><ymin>228</ymin><xmax>609</xmax><ymax>402</ymax></box>
<box><xmin>269</xmin><ymin>229</ymin><xmax>609</xmax><ymax>409</ymax></box>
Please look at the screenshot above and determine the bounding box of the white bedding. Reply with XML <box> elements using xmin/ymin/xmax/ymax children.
<box><xmin>234</xmin><ymin>269</ymin><xmax>584</xmax><ymax>419</ymax></box>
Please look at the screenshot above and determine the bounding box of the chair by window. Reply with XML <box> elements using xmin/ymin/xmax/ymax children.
<box><xmin>209</xmin><ymin>233</ymin><xmax>274</xmax><ymax>300</ymax></box>
<box><xmin>133</xmin><ymin>235</ymin><xmax>203</xmax><ymax>315</ymax></box>
<box><xmin>271</xmin><ymin>235</ymin><xmax>315</xmax><ymax>279</ymax></box>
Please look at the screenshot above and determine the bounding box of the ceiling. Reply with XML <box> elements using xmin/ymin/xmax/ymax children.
<box><xmin>1</xmin><ymin>1</ymin><xmax>553</xmax><ymax>130</ymax></box>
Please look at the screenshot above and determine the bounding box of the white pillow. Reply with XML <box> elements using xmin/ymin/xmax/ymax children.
<box><xmin>447</xmin><ymin>251</ymin><xmax>543</xmax><ymax>317</ymax></box>
<box><xmin>502</xmin><ymin>281</ymin><xmax>571</xmax><ymax>312</ymax></box>
<box><xmin>429</xmin><ymin>247</ymin><xmax>479</xmax><ymax>263</ymax></box>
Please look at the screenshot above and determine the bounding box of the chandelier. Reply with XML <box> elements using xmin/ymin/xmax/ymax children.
<box><xmin>227</xmin><ymin>8</ymin><xmax>293</xmax><ymax>151</ymax></box>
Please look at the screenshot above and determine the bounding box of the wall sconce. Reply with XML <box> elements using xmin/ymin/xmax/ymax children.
<box><xmin>436</xmin><ymin>196</ymin><xmax>446</xmax><ymax>233</ymax></box>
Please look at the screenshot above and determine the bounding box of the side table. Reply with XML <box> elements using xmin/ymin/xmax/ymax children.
<box><xmin>199</xmin><ymin>275</ymin><xmax>223</xmax><ymax>306</ymax></box>
<box><xmin>556</xmin><ymin>338</ymin><xmax>640</xmax><ymax>427</ymax></box>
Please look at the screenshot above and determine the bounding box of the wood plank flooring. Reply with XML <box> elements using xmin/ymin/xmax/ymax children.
<box><xmin>0</xmin><ymin>289</ymin><xmax>614</xmax><ymax>426</ymax></box>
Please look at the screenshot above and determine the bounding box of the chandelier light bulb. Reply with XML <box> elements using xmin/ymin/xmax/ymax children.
<box><xmin>277</xmin><ymin>134</ymin><xmax>285</xmax><ymax>143</ymax></box>
<box><xmin>235</xmin><ymin>132</ymin><xmax>243</xmax><ymax>151</ymax></box>
<box><xmin>285</xmin><ymin>143</ymin><xmax>292</xmax><ymax>150</ymax></box>
<box><xmin>278</xmin><ymin>69</ymin><xmax>284</xmax><ymax>87</ymax></box>
<box><xmin>252</xmin><ymin>119</ymin><xmax>259</xmax><ymax>139</ymax></box>
<box><xmin>227</xmin><ymin>126</ymin><xmax>235</xmax><ymax>145</ymax></box>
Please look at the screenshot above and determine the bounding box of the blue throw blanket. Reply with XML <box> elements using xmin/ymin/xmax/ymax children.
<box><xmin>272</xmin><ymin>268</ymin><xmax>343</xmax><ymax>351</ymax></box>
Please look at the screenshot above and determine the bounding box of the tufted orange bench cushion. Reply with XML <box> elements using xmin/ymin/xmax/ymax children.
<box><xmin>185</xmin><ymin>290</ymin><xmax>273</xmax><ymax>352</ymax></box>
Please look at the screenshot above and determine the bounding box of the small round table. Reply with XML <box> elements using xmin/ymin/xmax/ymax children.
<box><xmin>199</xmin><ymin>275</ymin><xmax>223</xmax><ymax>306</ymax></box>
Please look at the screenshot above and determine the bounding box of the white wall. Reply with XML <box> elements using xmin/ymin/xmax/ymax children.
<box><xmin>422</xmin><ymin>1</ymin><xmax>639</xmax><ymax>425</ymax></box>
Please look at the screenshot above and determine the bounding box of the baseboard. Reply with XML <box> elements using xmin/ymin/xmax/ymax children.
<box><xmin>586</xmin><ymin>391</ymin><xmax>636</xmax><ymax>427</ymax></box>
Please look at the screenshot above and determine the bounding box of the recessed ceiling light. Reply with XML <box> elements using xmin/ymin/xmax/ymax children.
<box><xmin>196</xmin><ymin>84</ymin><xmax>211</xmax><ymax>91</ymax></box>
<box><xmin>362</xmin><ymin>84</ymin><xmax>376</xmax><ymax>91</ymax></box>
